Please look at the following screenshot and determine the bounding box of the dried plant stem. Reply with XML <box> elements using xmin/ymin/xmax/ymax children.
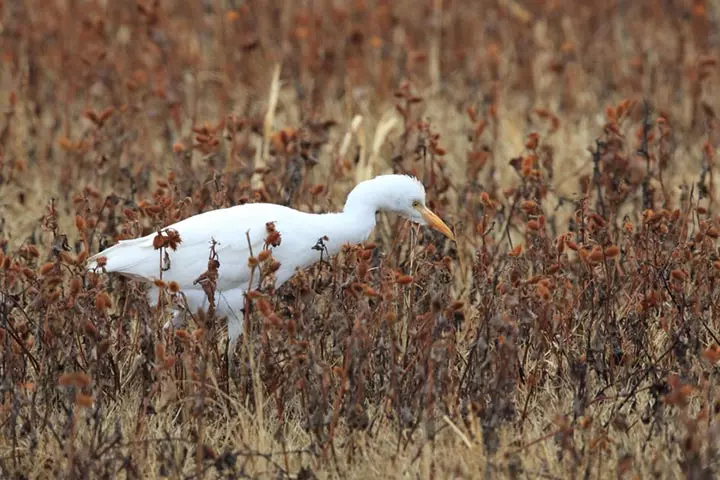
<box><xmin>253</xmin><ymin>63</ymin><xmax>282</xmax><ymax>190</ymax></box>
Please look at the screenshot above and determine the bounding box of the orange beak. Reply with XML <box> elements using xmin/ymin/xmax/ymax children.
<box><xmin>416</xmin><ymin>205</ymin><xmax>455</xmax><ymax>241</ymax></box>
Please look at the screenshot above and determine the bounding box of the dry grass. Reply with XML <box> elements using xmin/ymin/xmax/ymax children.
<box><xmin>3</xmin><ymin>0</ymin><xmax>720</xmax><ymax>478</ymax></box>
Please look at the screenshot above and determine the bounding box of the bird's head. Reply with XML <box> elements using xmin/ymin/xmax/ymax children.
<box><xmin>345</xmin><ymin>174</ymin><xmax>456</xmax><ymax>241</ymax></box>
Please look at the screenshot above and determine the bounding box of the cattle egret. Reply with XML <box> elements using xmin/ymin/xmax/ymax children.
<box><xmin>87</xmin><ymin>174</ymin><xmax>455</xmax><ymax>353</ymax></box>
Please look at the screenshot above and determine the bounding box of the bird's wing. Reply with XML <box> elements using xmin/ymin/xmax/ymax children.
<box><xmin>88</xmin><ymin>203</ymin><xmax>300</xmax><ymax>289</ymax></box>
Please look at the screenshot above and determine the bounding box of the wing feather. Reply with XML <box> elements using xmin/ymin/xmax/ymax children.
<box><xmin>88</xmin><ymin>203</ymin><xmax>300</xmax><ymax>289</ymax></box>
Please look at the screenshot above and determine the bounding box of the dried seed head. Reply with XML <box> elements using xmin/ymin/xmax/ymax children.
<box><xmin>84</xmin><ymin>321</ymin><xmax>98</xmax><ymax>338</ymax></box>
<box><xmin>702</xmin><ymin>344</ymin><xmax>720</xmax><ymax>364</ymax></box>
<box><xmin>536</xmin><ymin>283</ymin><xmax>551</xmax><ymax>300</ymax></box>
<box><xmin>265</xmin><ymin>230</ymin><xmax>281</xmax><ymax>247</ymax></box>
<box><xmin>363</xmin><ymin>286</ymin><xmax>380</xmax><ymax>297</ymax></box>
<box><xmin>69</xmin><ymin>276</ymin><xmax>82</xmax><ymax>297</ymax></box>
<box><xmin>246</xmin><ymin>290</ymin><xmax>263</xmax><ymax>300</ymax></box>
<box><xmin>525</xmin><ymin>132</ymin><xmax>540</xmax><ymax>150</ymax></box>
<box><xmin>76</xmin><ymin>250</ymin><xmax>88</xmax><ymax>265</ymax></box>
<box><xmin>153</xmin><ymin>234</ymin><xmax>165</xmax><ymax>250</ymax></box>
<box><xmin>588</xmin><ymin>246</ymin><xmax>604</xmax><ymax>263</ymax></box>
<box><xmin>95</xmin><ymin>291</ymin><xmax>112</xmax><ymax>311</ymax></box>
<box><xmin>155</xmin><ymin>343</ymin><xmax>166</xmax><ymax>362</ymax></box>
<box><xmin>257</xmin><ymin>297</ymin><xmax>273</xmax><ymax>317</ymax></box>
<box><xmin>58</xmin><ymin>372</ymin><xmax>92</xmax><ymax>388</ymax></box>
<box><xmin>74</xmin><ymin>393</ymin><xmax>94</xmax><ymax>408</ymax></box>
<box><xmin>396</xmin><ymin>275</ymin><xmax>414</xmax><ymax>285</ymax></box>
<box><xmin>521</xmin><ymin>200</ymin><xmax>538</xmax><ymax>213</ymax></box>
<box><xmin>165</xmin><ymin>229</ymin><xmax>182</xmax><ymax>250</ymax></box>
<box><xmin>670</xmin><ymin>269</ymin><xmax>687</xmax><ymax>281</ymax></box>
<box><xmin>175</xmin><ymin>329</ymin><xmax>191</xmax><ymax>342</ymax></box>
<box><xmin>480</xmin><ymin>192</ymin><xmax>492</xmax><ymax>207</ymax></box>
<box><xmin>39</xmin><ymin>262</ymin><xmax>56</xmax><ymax>275</ymax></box>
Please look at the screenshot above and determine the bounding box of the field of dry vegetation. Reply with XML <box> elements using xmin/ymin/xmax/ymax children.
<box><xmin>4</xmin><ymin>0</ymin><xmax>720</xmax><ymax>478</ymax></box>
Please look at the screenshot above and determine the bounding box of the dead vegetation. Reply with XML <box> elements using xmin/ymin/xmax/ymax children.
<box><xmin>2</xmin><ymin>0</ymin><xmax>720</xmax><ymax>478</ymax></box>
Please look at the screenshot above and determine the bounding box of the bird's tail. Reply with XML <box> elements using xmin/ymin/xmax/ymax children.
<box><xmin>86</xmin><ymin>235</ymin><xmax>155</xmax><ymax>276</ymax></box>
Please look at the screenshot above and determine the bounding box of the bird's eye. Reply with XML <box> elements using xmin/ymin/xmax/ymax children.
<box><xmin>412</xmin><ymin>200</ymin><xmax>421</xmax><ymax>208</ymax></box>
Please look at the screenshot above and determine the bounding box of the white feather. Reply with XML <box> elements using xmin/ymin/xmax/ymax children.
<box><xmin>87</xmin><ymin>175</ymin><xmax>451</xmax><ymax>352</ymax></box>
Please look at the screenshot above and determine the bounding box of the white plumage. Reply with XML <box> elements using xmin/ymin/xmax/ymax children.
<box><xmin>87</xmin><ymin>174</ymin><xmax>455</xmax><ymax>353</ymax></box>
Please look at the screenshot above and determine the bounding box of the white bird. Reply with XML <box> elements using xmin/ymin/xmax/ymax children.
<box><xmin>87</xmin><ymin>174</ymin><xmax>455</xmax><ymax>353</ymax></box>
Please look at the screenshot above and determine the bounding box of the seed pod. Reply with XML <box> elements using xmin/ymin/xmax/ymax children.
<box><xmin>256</xmin><ymin>298</ymin><xmax>273</xmax><ymax>317</ymax></box>
<box><xmin>450</xmin><ymin>300</ymin><xmax>464</xmax><ymax>310</ymax></box>
<box><xmin>153</xmin><ymin>234</ymin><xmax>166</xmax><ymax>249</ymax></box>
<box><xmin>521</xmin><ymin>200</ymin><xmax>538</xmax><ymax>213</ymax></box>
<box><xmin>536</xmin><ymin>284</ymin><xmax>551</xmax><ymax>300</ymax></box>
<box><xmin>84</xmin><ymin>321</ymin><xmax>99</xmax><ymax>338</ymax></box>
<box><xmin>589</xmin><ymin>246</ymin><xmax>604</xmax><ymax>263</ymax></box>
<box><xmin>670</xmin><ymin>269</ymin><xmax>687</xmax><ymax>281</ymax></box>
<box><xmin>39</xmin><ymin>262</ymin><xmax>56</xmax><ymax>275</ymax></box>
<box><xmin>69</xmin><ymin>276</ymin><xmax>82</xmax><ymax>297</ymax></box>
<box><xmin>155</xmin><ymin>343</ymin><xmax>166</xmax><ymax>362</ymax></box>
<box><xmin>396</xmin><ymin>275</ymin><xmax>414</xmax><ymax>285</ymax></box>
<box><xmin>175</xmin><ymin>329</ymin><xmax>191</xmax><ymax>341</ymax></box>
<box><xmin>75</xmin><ymin>393</ymin><xmax>94</xmax><ymax>408</ymax></box>
<box><xmin>58</xmin><ymin>372</ymin><xmax>92</xmax><ymax>388</ymax></box>
<box><xmin>76</xmin><ymin>250</ymin><xmax>88</xmax><ymax>264</ymax></box>
<box><xmin>363</xmin><ymin>286</ymin><xmax>380</xmax><ymax>297</ymax></box>
<box><xmin>95</xmin><ymin>291</ymin><xmax>112</xmax><ymax>311</ymax></box>
<box><xmin>480</xmin><ymin>192</ymin><xmax>492</xmax><ymax>207</ymax></box>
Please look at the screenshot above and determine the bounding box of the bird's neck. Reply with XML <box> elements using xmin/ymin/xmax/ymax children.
<box><xmin>343</xmin><ymin>178</ymin><xmax>391</xmax><ymax>214</ymax></box>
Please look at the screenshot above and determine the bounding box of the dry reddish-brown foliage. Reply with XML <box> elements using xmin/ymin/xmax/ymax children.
<box><xmin>2</xmin><ymin>0</ymin><xmax>720</xmax><ymax>478</ymax></box>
